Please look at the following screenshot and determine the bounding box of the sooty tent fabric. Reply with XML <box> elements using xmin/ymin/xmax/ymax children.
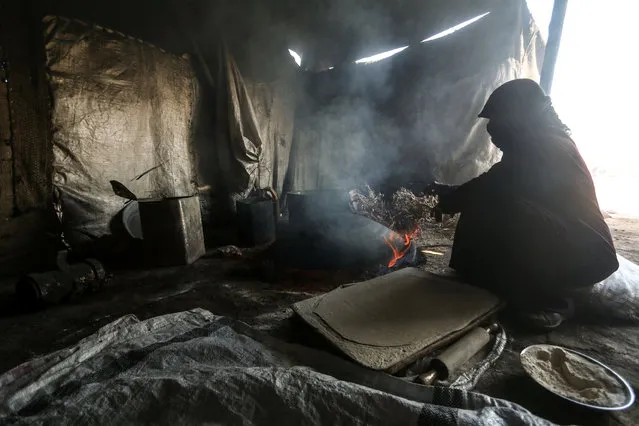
<box><xmin>44</xmin><ymin>16</ymin><xmax>198</xmax><ymax>247</ymax></box>
<box><xmin>215</xmin><ymin>47</ymin><xmax>263</xmax><ymax>201</ymax></box>
<box><xmin>286</xmin><ymin>0</ymin><xmax>544</xmax><ymax>193</ymax></box>
<box><xmin>213</xmin><ymin>46</ymin><xmax>297</xmax><ymax>208</ymax></box>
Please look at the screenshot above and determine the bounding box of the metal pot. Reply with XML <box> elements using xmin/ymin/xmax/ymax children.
<box><xmin>286</xmin><ymin>190</ymin><xmax>351</xmax><ymax>226</ymax></box>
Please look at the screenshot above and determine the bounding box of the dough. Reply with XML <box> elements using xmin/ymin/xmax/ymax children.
<box><xmin>313</xmin><ymin>268</ymin><xmax>500</xmax><ymax>347</ymax></box>
<box><xmin>521</xmin><ymin>346</ymin><xmax>627</xmax><ymax>407</ymax></box>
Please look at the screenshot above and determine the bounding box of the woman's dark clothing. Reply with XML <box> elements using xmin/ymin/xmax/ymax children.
<box><xmin>439</xmin><ymin>81</ymin><xmax>618</xmax><ymax>304</ymax></box>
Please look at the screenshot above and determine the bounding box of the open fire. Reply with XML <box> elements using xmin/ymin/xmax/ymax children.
<box><xmin>383</xmin><ymin>228</ymin><xmax>420</xmax><ymax>268</ymax></box>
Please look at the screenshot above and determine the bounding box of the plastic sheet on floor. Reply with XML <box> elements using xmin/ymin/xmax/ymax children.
<box><xmin>0</xmin><ymin>309</ymin><xmax>554</xmax><ymax>425</ymax></box>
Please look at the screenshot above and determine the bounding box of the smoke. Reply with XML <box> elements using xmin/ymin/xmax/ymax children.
<box><xmin>174</xmin><ymin>0</ymin><xmax>498</xmax><ymax>198</ymax></box>
<box><xmin>286</xmin><ymin>0</ymin><xmax>544</xmax><ymax>195</ymax></box>
<box><xmin>322</xmin><ymin>0</ymin><xmax>396</xmax><ymax>58</ymax></box>
<box><xmin>312</xmin><ymin>97</ymin><xmax>404</xmax><ymax>189</ymax></box>
<box><xmin>29</xmin><ymin>0</ymin><xmax>544</xmax><ymax>213</ymax></box>
<box><xmin>65</xmin><ymin>0</ymin><xmax>537</xmax><ymax>199</ymax></box>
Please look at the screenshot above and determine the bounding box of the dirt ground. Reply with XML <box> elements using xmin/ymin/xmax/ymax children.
<box><xmin>606</xmin><ymin>217</ymin><xmax>639</xmax><ymax>264</ymax></box>
<box><xmin>0</xmin><ymin>217</ymin><xmax>637</xmax><ymax>425</ymax></box>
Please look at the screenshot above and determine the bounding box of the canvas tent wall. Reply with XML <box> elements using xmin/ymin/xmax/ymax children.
<box><xmin>285</xmin><ymin>0</ymin><xmax>544</xmax><ymax>194</ymax></box>
<box><xmin>193</xmin><ymin>0</ymin><xmax>545</xmax><ymax>208</ymax></box>
<box><xmin>27</xmin><ymin>0</ymin><xmax>546</xmax><ymax>200</ymax></box>
<box><xmin>44</xmin><ymin>16</ymin><xmax>199</xmax><ymax>248</ymax></box>
<box><xmin>201</xmin><ymin>46</ymin><xmax>297</xmax><ymax>218</ymax></box>
<box><xmin>0</xmin><ymin>0</ymin><xmax>299</xmax><ymax>267</ymax></box>
<box><xmin>0</xmin><ymin>0</ymin><xmax>545</xmax><ymax>275</ymax></box>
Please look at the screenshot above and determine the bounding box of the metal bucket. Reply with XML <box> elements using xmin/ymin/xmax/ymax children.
<box><xmin>236</xmin><ymin>197</ymin><xmax>276</xmax><ymax>247</ymax></box>
<box><xmin>286</xmin><ymin>190</ymin><xmax>351</xmax><ymax>226</ymax></box>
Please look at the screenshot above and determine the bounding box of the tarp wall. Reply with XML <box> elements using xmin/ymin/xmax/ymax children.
<box><xmin>1</xmin><ymin>0</ymin><xmax>543</xmax><ymax>268</ymax></box>
<box><xmin>44</xmin><ymin>16</ymin><xmax>199</xmax><ymax>247</ymax></box>
<box><xmin>285</xmin><ymin>0</ymin><xmax>544</xmax><ymax>193</ymax></box>
<box><xmin>202</xmin><ymin>46</ymin><xmax>297</xmax><ymax>217</ymax></box>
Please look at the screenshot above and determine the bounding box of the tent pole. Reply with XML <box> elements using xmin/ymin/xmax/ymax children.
<box><xmin>540</xmin><ymin>0</ymin><xmax>568</xmax><ymax>94</ymax></box>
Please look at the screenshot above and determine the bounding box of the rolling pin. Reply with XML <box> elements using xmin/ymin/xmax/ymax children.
<box><xmin>416</xmin><ymin>323</ymin><xmax>500</xmax><ymax>385</ymax></box>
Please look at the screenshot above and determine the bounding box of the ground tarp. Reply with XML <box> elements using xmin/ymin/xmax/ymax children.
<box><xmin>44</xmin><ymin>16</ymin><xmax>198</xmax><ymax>247</ymax></box>
<box><xmin>285</xmin><ymin>0</ymin><xmax>544</xmax><ymax>193</ymax></box>
<box><xmin>0</xmin><ymin>309</ymin><xmax>554</xmax><ymax>425</ymax></box>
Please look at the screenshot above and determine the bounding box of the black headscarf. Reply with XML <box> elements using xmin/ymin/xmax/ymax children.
<box><xmin>479</xmin><ymin>79</ymin><xmax>570</xmax><ymax>154</ymax></box>
<box><xmin>480</xmin><ymin>79</ymin><xmax>569</xmax><ymax>129</ymax></box>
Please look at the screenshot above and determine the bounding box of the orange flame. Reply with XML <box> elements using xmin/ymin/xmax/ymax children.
<box><xmin>384</xmin><ymin>228</ymin><xmax>420</xmax><ymax>268</ymax></box>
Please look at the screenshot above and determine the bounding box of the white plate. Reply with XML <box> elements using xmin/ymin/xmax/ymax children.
<box><xmin>520</xmin><ymin>344</ymin><xmax>635</xmax><ymax>411</ymax></box>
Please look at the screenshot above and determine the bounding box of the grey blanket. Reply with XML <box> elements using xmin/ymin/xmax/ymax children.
<box><xmin>0</xmin><ymin>309</ymin><xmax>553</xmax><ymax>425</ymax></box>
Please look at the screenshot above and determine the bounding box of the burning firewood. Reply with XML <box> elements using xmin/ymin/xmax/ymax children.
<box><xmin>350</xmin><ymin>185</ymin><xmax>457</xmax><ymax>272</ymax></box>
<box><xmin>349</xmin><ymin>186</ymin><xmax>449</xmax><ymax>234</ymax></box>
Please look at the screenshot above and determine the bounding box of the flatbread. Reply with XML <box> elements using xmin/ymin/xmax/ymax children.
<box><xmin>313</xmin><ymin>268</ymin><xmax>500</xmax><ymax>347</ymax></box>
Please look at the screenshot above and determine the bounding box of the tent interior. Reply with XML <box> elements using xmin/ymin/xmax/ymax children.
<box><xmin>0</xmin><ymin>0</ymin><xmax>638</xmax><ymax>424</ymax></box>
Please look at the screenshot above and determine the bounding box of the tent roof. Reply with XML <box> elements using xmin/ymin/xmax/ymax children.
<box><xmin>36</xmin><ymin>0</ymin><xmax>507</xmax><ymax>68</ymax></box>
